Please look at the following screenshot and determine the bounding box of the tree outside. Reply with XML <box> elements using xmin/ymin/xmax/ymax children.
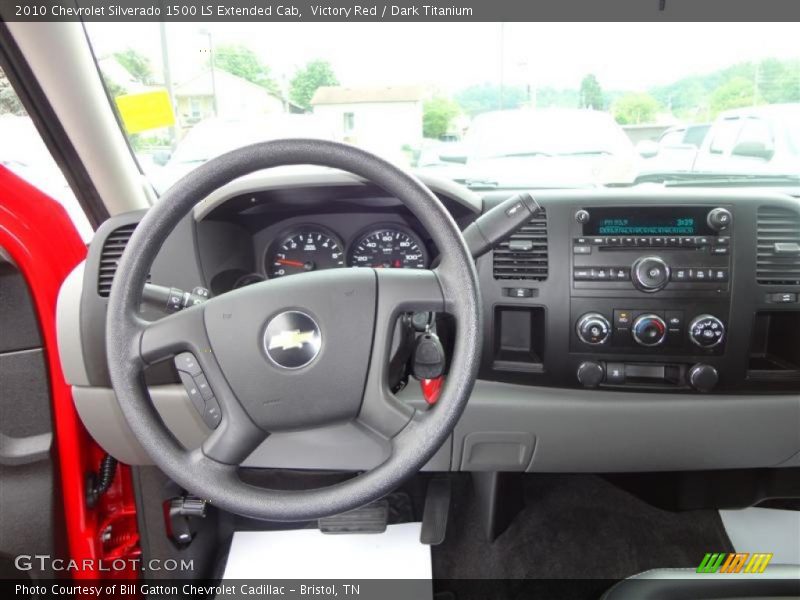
<box><xmin>0</xmin><ymin>69</ymin><xmax>26</xmax><ymax>115</ymax></box>
<box><xmin>214</xmin><ymin>44</ymin><xmax>280</xmax><ymax>95</ymax></box>
<box><xmin>579</xmin><ymin>74</ymin><xmax>604</xmax><ymax>109</ymax></box>
<box><xmin>612</xmin><ymin>92</ymin><xmax>660</xmax><ymax>124</ymax></box>
<box><xmin>289</xmin><ymin>60</ymin><xmax>339</xmax><ymax>111</ymax></box>
<box><xmin>113</xmin><ymin>48</ymin><xmax>154</xmax><ymax>86</ymax></box>
<box><xmin>423</xmin><ymin>97</ymin><xmax>461</xmax><ymax>140</ymax></box>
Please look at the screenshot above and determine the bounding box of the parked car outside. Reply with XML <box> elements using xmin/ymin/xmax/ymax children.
<box><xmin>637</xmin><ymin>122</ymin><xmax>710</xmax><ymax>171</ymax></box>
<box><xmin>421</xmin><ymin>108</ymin><xmax>638</xmax><ymax>188</ymax></box>
<box><xmin>691</xmin><ymin>103</ymin><xmax>800</xmax><ymax>175</ymax></box>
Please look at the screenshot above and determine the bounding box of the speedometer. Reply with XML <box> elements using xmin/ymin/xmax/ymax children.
<box><xmin>348</xmin><ymin>227</ymin><xmax>428</xmax><ymax>270</ymax></box>
<box><xmin>267</xmin><ymin>228</ymin><xmax>345</xmax><ymax>278</ymax></box>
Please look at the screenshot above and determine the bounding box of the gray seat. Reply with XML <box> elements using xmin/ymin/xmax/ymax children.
<box><xmin>602</xmin><ymin>565</ymin><xmax>800</xmax><ymax>600</ymax></box>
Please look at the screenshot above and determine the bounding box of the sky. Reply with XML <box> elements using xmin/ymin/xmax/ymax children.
<box><xmin>84</xmin><ymin>22</ymin><xmax>800</xmax><ymax>93</ymax></box>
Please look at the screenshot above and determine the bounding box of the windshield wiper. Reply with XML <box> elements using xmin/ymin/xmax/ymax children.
<box><xmin>556</xmin><ymin>150</ymin><xmax>612</xmax><ymax>156</ymax></box>
<box><xmin>486</xmin><ymin>151</ymin><xmax>553</xmax><ymax>159</ymax></box>
<box><xmin>632</xmin><ymin>171</ymin><xmax>800</xmax><ymax>187</ymax></box>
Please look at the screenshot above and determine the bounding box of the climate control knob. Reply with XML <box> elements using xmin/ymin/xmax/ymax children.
<box><xmin>632</xmin><ymin>314</ymin><xmax>667</xmax><ymax>347</ymax></box>
<box><xmin>632</xmin><ymin>256</ymin><xmax>670</xmax><ymax>292</ymax></box>
<box><xmin>689</xmin><ymin>314</ymin><xmax>725</xmax><ymax>348</ymax></box>
<box><xmin>576</xmin><ymin>313</ymin><xmax>611</xmax><ymax>345</ymax></box>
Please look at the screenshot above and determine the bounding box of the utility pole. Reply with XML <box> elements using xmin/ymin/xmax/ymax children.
<box><xmin>200</xmin><ymin>29</ymin><xmax>218</xmax><ymax>117</ymax></box>
<box><xmin>753</xmin><ymin>61</ymin><xmax>760</xmax><ymax>106</ymax></box>
<box><xmin>499</xmin><ymin>22</ymin><xmax>505</xmax><ymax>110</ymax></box>
<box><xmin>159</xmin><ymin>21</ymin><xmax>176</xmax><ymax>147</ymax></box>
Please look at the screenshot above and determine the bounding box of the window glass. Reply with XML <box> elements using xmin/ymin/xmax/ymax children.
<box><xmin>0</xmin><ymin>66</ymin><xmax>93</xmax><ymax>242</ymax></box>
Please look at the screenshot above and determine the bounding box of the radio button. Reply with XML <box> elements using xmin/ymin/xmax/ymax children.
<box><xmin>591</xmin><ymin>237</ymin><xmax>606</xmax><ymax>245</ymax></box>
<box><xmin>680</xmin><ymin>237</ymin><xmax>697</xmax><ymax>247</ymax></box>
<box><xmin>573</xmin><ymin>245</ymin><xmax>591</xmax><ymax>254</ymax></box>
<box><xmin>623</xmin><ymin>237</ymin><xmax>636</xmax><ymax>246</ymax></box>
<box><xmin>696</xmin><ymin>236</ymin><xmax>711</xmax><ymax>246</ymax></box>
<box><xmin>573</xmin><ymin>268</ymin><xmax>592</xmax><ymax>280</ymax></box>
<box><xmin>671</xmin><ymin>268</ymin><xmax>689</xmax><ymax>281</ymax></box>
<box><xmin>652</xmin><ymin>237</ymin><xmax>666</xmax><ymax>246</ymax></box>
<box><xmin>712</xmin><ymin>268</ymin><xmax>729</xmax><ymax>281</ymax></box>
<box><xmin>667</xmin><ymin>237</ymin><xmax>680</xmax><ymax>246</ymax></box>
<box><xmin>693</xmin><ymin>269</ymin><xmax>708</xmax><ymax>281</ymax></box>
<box><xmin>636</xmin><ymin>237</ymin><xmax>651</xmax><ymax>246</ymax></box>
<box><xmin>715</xmin><ymin>236</ymin><xmax>730</xmax><ymax>246</ymax></box>
<box><xmin>711</xmin><ymin>246</ymin><xmax>729</xmax><ymax>255</ymax></box>
<box><xmin>593</xmin><ymin>268</ymin><xmax>609</xmax><ymax>280</ymax></box>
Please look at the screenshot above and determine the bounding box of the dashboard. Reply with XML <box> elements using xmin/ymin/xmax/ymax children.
<box><xmin>57</xmin><ymin>171</ymin><xmax>800</xmax><ymax>475</ymax></box>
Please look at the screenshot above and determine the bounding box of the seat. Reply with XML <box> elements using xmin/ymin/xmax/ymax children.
<box><xmin>602</xmin><ymin>565</ymin><xmax>800</xmax><ymax>600</ymax></box>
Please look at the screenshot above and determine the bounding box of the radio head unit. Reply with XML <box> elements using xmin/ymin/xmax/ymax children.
<box><xmin>583</xmin><ymin>206</ymin><xmax>719</xmax><ymax>237</ymax></box>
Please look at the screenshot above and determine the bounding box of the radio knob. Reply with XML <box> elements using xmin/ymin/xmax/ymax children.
<box><xmin>632</xmin><ymin>256</ymin><xmax>670</xmax><ymax>292</ymax></box>
<box><xmin>632</xmin><ymin>314</ymin><xmax>667</xmax><ymax>347</ymax></box>
<box><xmin>576</xmin><ymin>313</ymin><xmax>611</xmax><ymax>345</ymax></box>
<box><xmin>689</xmin><ymin>314</ymin><xmax>725</xmax><ymax>348</ymax></box>
<box><xmin>688</xmin><ymin>363</ymin><xmax>719</xmax><ymax>392</ymax></box>
<box><xmin>707</xmin><ymin>208</ymin><xmax>732</xmax><ymax>232</ymax></box>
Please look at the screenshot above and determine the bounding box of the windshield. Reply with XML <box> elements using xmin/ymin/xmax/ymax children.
<box><xmin>83</xmin><ymin>22</ymin><xmax>800</xmax><ymax>191</ymax></box>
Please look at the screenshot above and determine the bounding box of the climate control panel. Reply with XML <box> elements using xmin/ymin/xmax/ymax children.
<box><xmin>570</xmin><ymin>300</ymin><xmax>728</xmax><ymax>356</ymax></box>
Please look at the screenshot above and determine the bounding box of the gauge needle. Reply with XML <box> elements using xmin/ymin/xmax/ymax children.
<box><xmin>276</xmin><ymin>258</ymin><xmax>305</xmax><ymax>268</ymax></box>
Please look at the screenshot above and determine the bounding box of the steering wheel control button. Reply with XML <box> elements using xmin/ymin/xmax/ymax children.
<box><xmin>707</xmin><ymin>207</ymin><xmax>733</xmax><ymax>232</ymax></box>
<box><xmin>576</xmin><ymin>313</ymin><xmax>611</xmax><ymax>345</ymax></box>
<box><xmin>689</xmin><ymin>314</ymin><xmax>725</xmax><ymax>348</ymax></box>
<box><xmin>178</xmin><ymin>371</ymin><xmax>206</xmax><ymax>415</ymax></box>
<box><xmin>632</xmin><ymin>314</ymin><xmax>667</xmax><ymax>347</ymax></box>
<box><xmin>174</xmin><ymin>352</ymin><xmax>203</xmax><ymax>376</ymax></box>
<box><xmin>194</xmin><ymin>374</ymin><xmax>214</xmax><ymax>401</ymax></box>
<box><xmin>577</xmin><ymin>361</ymin><xmax>604</xmax><ymax>388</ymax></box>
<box><xmin>632</xmin><ymin>256</ymin><xmax>670</xmax><ymax>292</ymax></box>
<box><xmin>263</xmin><ymin>310</ymin><xmax>322</xmax><ymax>369</ymax></box>
<box><xmin>203</xmin><ymin>397</ymin><xmax>222</xmax><ymax>428</ymax></box>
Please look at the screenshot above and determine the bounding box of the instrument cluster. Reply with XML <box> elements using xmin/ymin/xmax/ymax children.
<box><xmin>265</xmin><ymin>223</ymin><xmax>429</xmax><ymax>279</ymax></box>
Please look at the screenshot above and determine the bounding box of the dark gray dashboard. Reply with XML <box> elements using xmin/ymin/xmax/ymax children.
<box><xmin>56</xmin><ymin>172</ymin><xmax>800</xmax><ymax>473</ymax></box>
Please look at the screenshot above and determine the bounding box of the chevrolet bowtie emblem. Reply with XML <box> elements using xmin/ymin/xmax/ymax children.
<box><xmin>268</xmin><ymin>329</ymin><xmax>316</xmax><ymax>351</ymax></box>
<box><xmin>263</xmin><ymin>311</ymin><xmax>322</xmax><ymax>369</ymax></box>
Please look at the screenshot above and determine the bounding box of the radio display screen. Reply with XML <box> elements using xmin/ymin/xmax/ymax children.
<box><xmin>584</xmin><ymin>207</ymin><xmax>715</xmax><ymax>236</ymax></box>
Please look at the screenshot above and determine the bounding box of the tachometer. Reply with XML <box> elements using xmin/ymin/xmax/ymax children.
<box><xmin>267</xmin><ymin>228</ymin><xmax>345</xmax><ymax>278</ymax></box>
<box><xmin>348</xmin><ymin>227</ymin><xmax>428</xmax><ymax>269</ymax></box>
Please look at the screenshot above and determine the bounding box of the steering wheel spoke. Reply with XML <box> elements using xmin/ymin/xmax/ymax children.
<box><xmin>137</xmin><ymin>305</ymin><xmax>265</xmax><ymax>465</ymax></box>
<box><xmin>357</xmin><ymin>268</ymin><xmax>445</xmax><ymax>438</ymax></box>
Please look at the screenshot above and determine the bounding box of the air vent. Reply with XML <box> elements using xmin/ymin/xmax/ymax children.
<box><xmin>493</xmin><ymin>209</ymin><xmax>548</xmax><ymax>280</ymax></box>
<box><xmin>757</xmin><ymin>206</ymin><xmax>800</xmax><ymax>285</ymax></box>
<box><xmin>97</xmin><ymin>224</ymin><xmax>136</xmax><ymax>297</ymax></box>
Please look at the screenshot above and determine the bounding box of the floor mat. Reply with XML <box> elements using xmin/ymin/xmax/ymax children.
<box><xmin>433</xmin><ymin>474</ymin><xmax>733</xmax><ymax>581</ymax></box>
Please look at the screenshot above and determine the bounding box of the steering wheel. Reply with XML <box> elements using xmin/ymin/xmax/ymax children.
<box><xmin>106</xmin><ymin>140</ymin><xmax>482</xmax><ymax>521</ymax></box>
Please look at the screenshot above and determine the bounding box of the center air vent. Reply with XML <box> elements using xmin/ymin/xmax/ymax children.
<box><xmin>757</xmin><ymin>206</ymin><xmax>800</xmax><ymax>285</ymax></box>
<box><xmin>493</xmin><ymin>209</ymin><xmax>548</xmax><ymax>281</ymax></box>
<box><xmin>97</xmin><ymin>224</ymin><xmax>137</xmax><ymax>297</ymax></box>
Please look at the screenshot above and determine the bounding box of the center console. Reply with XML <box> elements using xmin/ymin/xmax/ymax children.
<box><xmin>569</xmin><ymin>205</ymin><xmax>733</xmax><ymax>391</ymax></box>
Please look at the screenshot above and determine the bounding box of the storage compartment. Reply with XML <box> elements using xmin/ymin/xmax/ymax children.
<box><xmin>748</xmin><ymin>312</ymin><xmax>800</xmax><ymax>381</ymax></box>
<box><xmin>492</xmin><ymin>306</ymin><xmax>545</xmax><ymax>372</ymax></box>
